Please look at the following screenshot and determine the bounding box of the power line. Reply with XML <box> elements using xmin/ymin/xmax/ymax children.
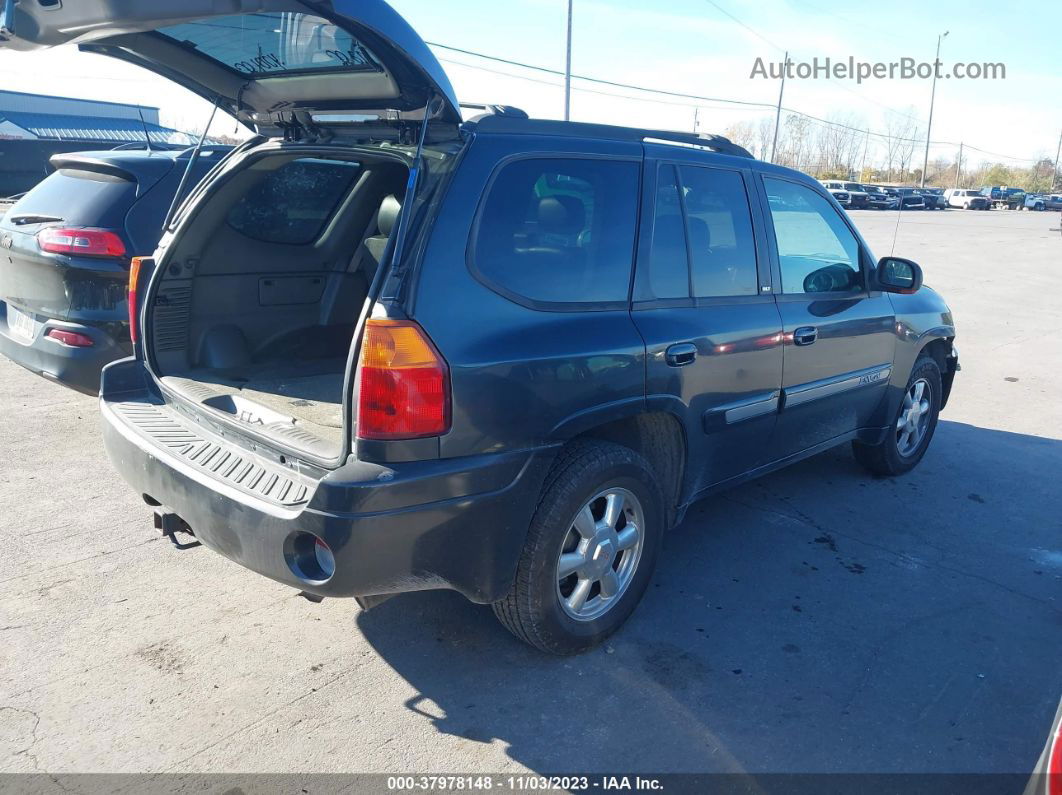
<box><xmin>431</xmin><ymin>41</ymin><xmax>1038</xmax><ymax>163</ymax></box>
<box><xmin>699</xmin><ymin>0</ymin><xmax>927</xmax><ymax>126</ymax></box>
<box><xmin>440</xmin><ymin>57</ymin><xmax>767</xmax><ymax>113</ymax></box>
<box><xmin>430</xmin><ymin>42</ymin><xmax>778</xmax><ymax>110</ymax></box>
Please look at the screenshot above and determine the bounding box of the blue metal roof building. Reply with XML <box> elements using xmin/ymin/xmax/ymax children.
<box><xmin>0</xmin><ymin>90</ymin><xmax>190</xmax><ymax>145</ymax></box>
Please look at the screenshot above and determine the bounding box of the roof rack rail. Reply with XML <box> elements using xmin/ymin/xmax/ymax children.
<box><xmin>460</xmin><ymin>103</ymin><xmax>530</xmax><ymax>121</ymax></box>
<box><xmin>641</xmin><ymin>130</ymin><xmax>753</xmax><ymax>159</ymax></box>
<box><xmin>467</xmin><ymin>115</ymin><xmax>754</xmax><ymax>159</ymax></box>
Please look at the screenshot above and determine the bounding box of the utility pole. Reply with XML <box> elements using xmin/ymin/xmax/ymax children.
<box><xmin>859</xmin><ymin>128</ymin><xmax>870</xmax><ymax>181</ymax></box>
<box><xmin>953</xmin><ymin>142</ymin><xmax>963</xmax><ymax>189</ymax></box>
<box><xmin>1054</xmin><ymin>128</ymin><xmax>1062</xmax><ymax>190</ymax></box>
<box><xmin>693</xmin><ymin>107</ymin><xmax>700</xmax><ymax>134</ymax></box>
<box><xmin>770</xmin><ymin>51</ymin><xmax>788</xmax><ymax>164</ymax></box>
<box><xmin>921</xmin><ymin>31</ymin><xmax>949</xmax><ymax>188</ymax></box>
<box><xmin>564</xmin><ymin>0</ymin><xmax>573</xmax><ymax>121</ymax></box>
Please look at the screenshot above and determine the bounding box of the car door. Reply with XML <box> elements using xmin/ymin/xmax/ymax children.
<box><xmin>631</xmin><ymin>147</ymin><xmax>784</xmax><ymax>495</ymax></box>
<box><xmin>756</xmin><ymin>175</ymin><xmax>896</xmax><ymax>460</ymax></box>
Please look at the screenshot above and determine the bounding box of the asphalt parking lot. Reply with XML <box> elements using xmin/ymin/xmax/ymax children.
<box><xmin>1</xmin><ymin>208</ymin><xmax>1060</xmax><ymax>776</ymax></box>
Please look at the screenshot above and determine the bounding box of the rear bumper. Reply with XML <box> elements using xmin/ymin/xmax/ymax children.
<box><xmin>100</xmin><ymin>359</ymin><xmax>554</xmax><ymax>603</ymax></box>
<box><xmin>0</xmin><ymin>300</ymin><xmax>128</xmax><ymax>394</ymax></box>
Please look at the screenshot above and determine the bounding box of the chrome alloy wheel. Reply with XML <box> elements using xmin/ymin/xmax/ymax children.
<box><xmin>896</xmin><ymin>378</ymin><xmax>932</xmax><ymax>457</ymax></box>
<box><xmin>556</xmin><ymin>487</ymin><xmax>645</xmax><ymax>622</ymax></box>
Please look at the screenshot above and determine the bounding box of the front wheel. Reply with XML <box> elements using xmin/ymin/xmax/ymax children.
<box><xmin>493</xmin><ymin>440</ymin><xmax>664</xmax><ymax>654</ymax></box>
<box><xmin>853</xmin><ymin>354</ymin><xmax>942</xmax><ymax>476</ymax></box>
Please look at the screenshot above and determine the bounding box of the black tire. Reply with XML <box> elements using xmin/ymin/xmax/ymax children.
<box><xmin>852</xmin><ymin>354</ymin><xmax>942</xmax><ymax>477</ymax></box>
<box><xmin>493</xmin><ymin>439</ymin><xmax>664</xmax><ymax>654</ymax></box>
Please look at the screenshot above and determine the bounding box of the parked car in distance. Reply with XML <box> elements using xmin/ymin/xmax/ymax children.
<box><xmin>895</xmin><ymin>187</ymin><xmax>927</xmax><ymax>210</ymax></box>
<box><xmin>0</xmin><ymin>0</ymin><xmax>960</xmax><ymax>655</ymax></box>
<box><xmin>863</xmin><ymin>185</ymin><xmax>899</xmax><ymax>210</ymax></box>
<box><xmin>819</xmin><ymin>180</ymin><xmax>853</xmax><ymax>207</ymax></box>
<box><xmin>980</xmin><ymin>185</ymin><xmax>1026</xmax><ymax>209</ymax></box>
<box><xmin>878</xmin><ymin>187</ymin><xmax>925</xmax><ymax>210</ymax></box>
<box><xmin>841</xmin><ymin>182</ymin><xmax>870</xmax><ymax>208</ymax></box>
<box><xmin>0</xmin><ymin>144</ymin><xmax>231</xmax><ymax>394</ymax></box>
<box><xmin>944</xmin><ymin>188</ymin><xmax>990</xmax><ymax>210</ymax></box>
<box><xmin>920</xmin><ymin>187</ymin><xmax>948</xmax><ymax>210</ymax></box>
<box><xmin>1024</xmin><ymin>193</ymin><xmax>1062</xmax><ymax>211</ymax></box>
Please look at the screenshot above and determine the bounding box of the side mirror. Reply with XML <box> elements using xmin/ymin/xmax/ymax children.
<box><xmin>876</xmin><ymin>256</ymin><xmax>923</xmax><ymax>294</ymax></box>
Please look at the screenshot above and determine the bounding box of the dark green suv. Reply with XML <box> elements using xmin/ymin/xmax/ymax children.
<box><xmin>1</xmin><ymin>0</ymin><xmax>959</xmax><ymax>654</ymax></box>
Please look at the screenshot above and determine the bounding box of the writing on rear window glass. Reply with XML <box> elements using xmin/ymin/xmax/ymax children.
<box><xmin>234</xmin><ymin>44</ymin><xmax>380</xmax><ymax>75</ymax></box>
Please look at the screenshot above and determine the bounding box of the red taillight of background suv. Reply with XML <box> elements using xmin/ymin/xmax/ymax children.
<box><xmin>356</xmin><ymin>318</ymin><xmax>451</xmax><ymax>441</ymax></box>
<box><xmin>37</xmin><ymin>227</ymin><xmax>126</xmax><ymax>259</ymax></box>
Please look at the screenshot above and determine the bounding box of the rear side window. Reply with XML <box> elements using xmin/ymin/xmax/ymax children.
<box><xmin>643</xmin><ymin>165</ymin><xmax>759</xmax><ymax>300</ymax></box>
<box><xmin>227</xmin><ymin>158</ymin><xmax>361</xmax><ymax>245</ymax></box>
<box><xmin>679</xmin><ymin>166</ymin><xmax>759</xmax><ymax>297</ymax></box>
<box><xmin>472</xmin><ymin>158</ymin><xmax>639</xmax><ymax>305</ymax></box>
<box><xmin>8</xmin><ymin>169</ymin><xmax>137</xmax><ymax>228</ymax></box>
<box><xmin>647</xmin><ymin>166</ymin><xmax>689</xmax><ymax>299</ymax></box>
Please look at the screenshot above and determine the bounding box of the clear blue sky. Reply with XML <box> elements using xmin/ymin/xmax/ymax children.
<box><xmin>0</xmin><ymin>0</ymin><xmax>1057</xmax><ymax>165</ymax></box>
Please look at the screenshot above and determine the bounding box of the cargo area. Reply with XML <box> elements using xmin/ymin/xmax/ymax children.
<box><xmin>148</xmin><ymin>149</ymin><xmax>411</xmax><ymax>460</ymax></box>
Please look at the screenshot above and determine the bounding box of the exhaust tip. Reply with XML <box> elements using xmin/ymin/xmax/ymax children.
<box><xmin>284</xmin><ymin>532</ymin><xmax>335</xmax><ymax>584</ymax></box>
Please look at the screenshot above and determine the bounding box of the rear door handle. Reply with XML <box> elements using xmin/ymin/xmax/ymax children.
<box><xmin>793</xmin><ymin>326</ymin><xmax>818</xmax><ymax>346</ymax></box>
<box><xmin>665</xmin><ymin>342</ymin><xmax>698</xmax><ymax>367</ymax></box>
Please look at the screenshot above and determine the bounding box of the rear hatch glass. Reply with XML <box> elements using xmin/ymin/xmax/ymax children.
<box><xmin>5</xmin><ymin>169</ymin><xmax>138</xmax><ymax>230</ymax></box>
<box><xmin>155</xmin><ymin>13</ymin><xmax>385</xmax><ymax>78</ymax></box>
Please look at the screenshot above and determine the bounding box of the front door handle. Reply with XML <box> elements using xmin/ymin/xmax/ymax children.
<box><xmin>665</xmin><ymin>342</ymin><xmax>698</xmax><ymax>367</ymax></box>
<box><xmin>793</xmin><ymin>326</ymin><xmax>818</xmax><ymax>346</ymax></box>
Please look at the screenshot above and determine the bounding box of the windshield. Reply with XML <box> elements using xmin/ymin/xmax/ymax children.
<box><xmin>156</xmin><ymin>12</ymin><xmax>385</xmax><ymax>77</ymax></box>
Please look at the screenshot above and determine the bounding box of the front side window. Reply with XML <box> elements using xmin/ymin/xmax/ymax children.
<box><xmin>228</xmin><ymin>158</ymin><xmax>361</xmax><ymax>245</ymax></box>
<box><xmin>763</xmin><ymin>177</ymin><xmax>863</xmax><ymax>295</ymax></box>
<box><xmin>473</xmin><ymin>158</ymin><xmax>639</xmax><ymax>305</ymax></box>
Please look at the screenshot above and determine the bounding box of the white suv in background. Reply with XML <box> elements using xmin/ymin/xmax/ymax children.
<box><xmin>820</xmin><ymin>180</ymin><xmax>852</xmax><ymax>207</ymax></box>
<box><xmin>944</xmin><ymin>189</ymin><xmax>990</xmax><ymax>210</ymax></box>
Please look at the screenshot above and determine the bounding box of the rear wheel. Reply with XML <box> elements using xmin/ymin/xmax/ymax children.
<box><xmin>493</xmin><ymin>440</ymin><xmax>664</xmax><ymax>654</ymax></box>
<box><xmin>853</xmin><ymin>354</ymin><xmax>942</xmax><ymax>476</ymax></box>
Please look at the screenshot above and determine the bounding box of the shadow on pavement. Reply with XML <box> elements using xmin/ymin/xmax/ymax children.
<box><xmin>357</xmin><ymin>421</ymin><xmax>1062</xmax><ymax>774</ymax></box>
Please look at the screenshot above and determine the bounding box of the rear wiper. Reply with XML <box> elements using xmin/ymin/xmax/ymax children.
<box><xmin>9</xmin><ymin>214</ymin><xmax>64</xmax><ymax>226</ymax></box>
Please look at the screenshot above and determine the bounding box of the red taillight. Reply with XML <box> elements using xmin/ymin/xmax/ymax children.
<box><xmin>37</xmin><ymin>227</ymin><xmax>126</xmax><ymax>259</ymax></box>
<box><xmin>128</xmin><ymin>256</ymin><xmax>146</xmax><ymax>345</ymax></box>
<box><xmin>44</xmin><ymin>329</ymin><xmax>94</xmax><ymax>348</ymax></box>
<box><xmin>356</xmin><ymin>318</ymin><xmax>450</xmax><ymax>441</ymax></box>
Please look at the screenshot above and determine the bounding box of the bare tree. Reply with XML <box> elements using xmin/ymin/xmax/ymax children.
<box><xmin>778</xmin><ymin>113</ymin><xmax>813</xmax><ymax>172</ymax></box>
<box><xmin>723</xmin><ymin>121</ymin><xmax>756</xmax><ymax>155</ymax></box>
<box><xmin>756</xmin><ymin>116</ymin><xmax>774</xmax><ymax>161</ymax></box>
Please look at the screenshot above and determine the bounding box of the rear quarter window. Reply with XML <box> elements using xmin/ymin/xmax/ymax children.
<box><xmin>227</xmin><ymin>158</ymin><xmax>361</xmax><ymax>245</ymax></box>
<box><xmin>471</xmin><ymin>157</ymin><xmax>640</xmax><ymax>306</ymax></box>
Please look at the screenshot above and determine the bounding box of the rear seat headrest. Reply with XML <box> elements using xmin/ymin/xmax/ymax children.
<box><xmin>537</xmin><ymin>196</ymin><xmax>586</xmax><ymax>235</ymax></box>
<box><xmin>377</xmin><ymin>195</ymin><xmax>402</xmax><ymax>237</ymax></box>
